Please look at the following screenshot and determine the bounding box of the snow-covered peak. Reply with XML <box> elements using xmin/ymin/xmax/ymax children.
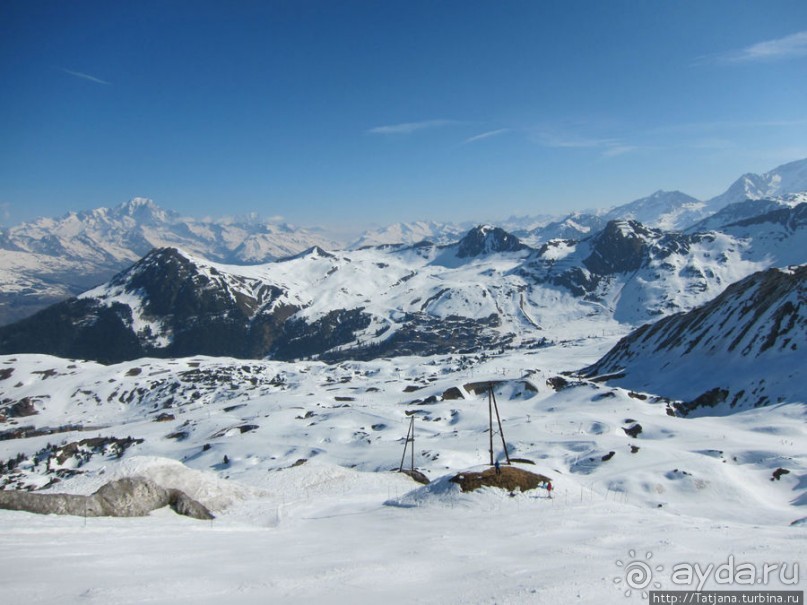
<box><xmin>106</xmin><ymin>197</ymin><xmax>177</xmax><ymax>225</ymax></box>
<box><xmin>350</xmin><ymin>220</ymin><xmax>469</xmax><ymax>248</ymax></box>
<box><xmin>707</xmin><ymin>158</ymin><xmax>807</xmax><ymax>212</ymax></box>
<box><xmin>602</xmin><ymin>190</ymin><xmax>707</xmax><ymax>231</ymax></box>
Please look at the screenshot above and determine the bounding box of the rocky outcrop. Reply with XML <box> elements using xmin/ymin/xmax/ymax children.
<box><xmin>456</xmin><ymin>226</ymin><xmax>526</xmax><ymax>258</ymax></box>
<box><xmin>0</xmin><ymin>476</ymin><xmax>214</xmax><ymax>520</ymax></box>
<box><xmin>450</xmin><ymin>466</ymin><xmax>552</xmax><ymax>493</ymax></box>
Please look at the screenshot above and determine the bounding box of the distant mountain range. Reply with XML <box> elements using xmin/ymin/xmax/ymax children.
<box><xmin>1</xmin><ymin>158</ymin><xmax>806</xmax><ymax>329</ymax></box>
<box><xmin>0</xmin><ymin>199</ymin><xmax>340</xmax><ymax>325</ymax></box>
<box><xmin>1</xmin><ymin>200</ymin><xmax>804</xmax><ymax>366</ymax></box>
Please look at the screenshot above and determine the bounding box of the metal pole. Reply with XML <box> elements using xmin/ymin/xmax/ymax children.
<box><xmin>410</xmin><ymin>416</ymin><xmax>414</xmax><ymax>472</ymax></box>
<box><xmin>399</xmin><ymin>417</ymin><xmax>412</xmax><ymax>472</ymax></box>
<box><xmin>491</xmin><ymin>387</ymin><xmax>511</xmax><ymax>464</ymax></box>
<box><xmin>488</xmin><ymin>383</ymin><xmax>494</xmax><ymax>466</ymax></box>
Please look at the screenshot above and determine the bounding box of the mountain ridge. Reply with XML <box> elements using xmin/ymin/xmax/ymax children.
<box><xmin>2</xmin><ymin>157</ymin><xmax>807</xmax><ymax>327</ymax></box>
<box><xmin>2</xmin><ymin>203</ymin><xmax>805</xmax><ymax>365</ymax></box>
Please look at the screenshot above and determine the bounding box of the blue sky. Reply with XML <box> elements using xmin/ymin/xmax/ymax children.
<box><xmin>2</xmin><ymin>1</ymin><xmax>807</xmax><ymax>231</ymax></box>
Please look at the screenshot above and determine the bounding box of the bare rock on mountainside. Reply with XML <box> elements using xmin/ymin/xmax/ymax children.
<box><xmin>579</xmin><ymin>264</ymin><xmax>806</xmax><ymax>413</ymax></box>
<box><xmin>0</xmin><ymin>476</ymin><xmax>214</xmax><ymax>520</ymax></box>
<box><xmin>450</xmin><ymin>465</ymin><xmax>551</xmax><ymax>493</ymax></box>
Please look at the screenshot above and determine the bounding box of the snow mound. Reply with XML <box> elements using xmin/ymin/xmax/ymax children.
<box><xmin>385</xmin><ymin>473</ymin><xmax>464</xmax><ymax>508</ymax></box>
<box><xmin>109</xmin><ymin>456</ymin><xmax>266</xmax><ymax>512</ymax></box>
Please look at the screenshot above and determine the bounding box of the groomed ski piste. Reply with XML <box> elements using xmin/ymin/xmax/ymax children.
<box><xmin>0</xmin><ymin>333</ymin><xmax>804</xmax><ymax>604</ymax></box>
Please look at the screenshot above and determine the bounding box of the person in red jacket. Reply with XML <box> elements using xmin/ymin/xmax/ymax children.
<box><xmin>546</xmin><ymin>481</ymin><xmax>553</xmax><ymax>498</ymax></box>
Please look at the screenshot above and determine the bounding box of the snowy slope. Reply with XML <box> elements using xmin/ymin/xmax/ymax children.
<box><xmin>581</xmin><ymin>265</ymin><xmax>806</xmax><ymax>413</ymax></box>
<box><xmin>0</xmin><ymin>339</ymin><xmax>805</xmax><ymax>603</ymax></box>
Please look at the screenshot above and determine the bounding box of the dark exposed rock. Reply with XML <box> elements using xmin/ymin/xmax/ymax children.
<box><xmin>623</xmin><ymin>424</ymin><xmax>643</xmax><ymax>438</ymax></box>
<box><xmin>1</xmin><ymin>396</ymin><xmax>39</xmax><ymax>418</ymax></box>
<box><xmin>456</xmin><ymin>226</ymin><xmax>527</xmax><ymax>258</ymax></box>
<box><xmin>0</xmin><ymin>248</ymin><xmax>302</xmax><ymax>363</ymax></box>
<box><xmin>450</xmin><ymin>466</ymin><xmax>551</xmax><ymax>493</ymax></box>
<box><xmin>583</xmin><ymin>220</ymin><xmax>655</xmax><ymax>275</ymax></box>
<box><xmin>441</xmin><ymin>386</ymin><xmax>464</xmax><ymax>400</ymax></box>
<box><xmin>463</xmin><ymin>381</ymin><xmax>503</xmax><ymax>395</ymax></box>
<box><xmin>677</xmin><ymin>388</ymin><xmax>730</xmax><ymax>416</ymax></box>
<box><xmin>399</xmin><ymin>469</ymin><xmax>430</xmax><ymax>485</ymax></box>
<box><xmin>54</xmin><ymin>436</ymin><xmax>143</xmax><ymax>464</ymax></box>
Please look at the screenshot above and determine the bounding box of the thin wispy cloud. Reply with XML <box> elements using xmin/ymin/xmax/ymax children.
<box><xmin>367</xmin><ymin>119</ymin><xmax>455</xmax><ymax>135</ymax></box>
<box><xmin>700</xmin><ymin>31</ymin><xmax>807</xmax><ymax>65</ymax></box>
<box><xmin>463</xmin><ymin>128</ymin><xmax>511</xmax><ymax>145</ymax></box>
<box><xmin>60</xmin><ymin>68</ymin><xmax>111</xmax><ymax>85</ymax></box>
<box><xmin>534</xmin><ymin>131</ymin><xmax>619</xmax><ymax>149</ymax></box>
<box><xmin>600</xmin><ymin>145</ymin><xmax>638</xmax><ymax>159</ymax></box>
<box><xmin>534</xmin><ymin>129</ymin><xmax>639</xmax><ymax>158</ymax></box>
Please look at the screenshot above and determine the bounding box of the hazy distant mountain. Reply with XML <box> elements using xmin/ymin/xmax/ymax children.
<box><xmin>602</xmin><ymin>190</ymin><xmax>707</xmax><ymax>230</ymax></box>
<box><xmin>0</xmin><ymin>198</ymin><xmax>341</xmax><ymax>325</ymax></box>
<box><xmin>349</xmin><ymin>220</ymin><xmax>470</xmax><ymax>248</ymax></box>
<box><xmin>706</xmin><ymin>158</ymin><xmax>807</xmax><ymax>212</ymax></box>
<box><xmin>528</xmin><ymin>191</ymin><xmax>707</xmax><ymax>244</ymax></box>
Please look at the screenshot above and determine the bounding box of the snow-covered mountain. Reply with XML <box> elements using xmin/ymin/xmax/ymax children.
<box><xmin>0</xmin><ymin>198</ymin><xmax>341</xmax><ymax>326</ymax></box>
<box><xmin>706</xmin><ymin>157</ymin><xmax>807</xmax><ymax>212</ymax></box>
<box><xmin>527</xmin><ymin>191</ymin><xmax>707</xmax><ymax>244</ymax></box>
<box><xmin>3</xmin><ymin>157</ymin><xmax>807</xmax><ymax>330</ymax></box>
<box><xmin>348</xmin><ymin>220</ymin><xmax>471</xmax><ymax>248</ymax></box>
<box><xmin>3</xmin><ymin>205</ymin><xmax>805</xmax><ymax>364</ymax></box>
<box><xmin>602</xmin><ymin>190</ymin><xmax>708</xmax><ymax>230</ymax></box>
<box><xmin>580</xmin><ymin>264</ymin><xmax>806</xmax><ymax>414</ymax></box>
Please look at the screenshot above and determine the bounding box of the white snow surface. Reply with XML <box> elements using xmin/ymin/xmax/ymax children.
<box><xmin>0</xmin><ymin>338</ymin><xmax>805</xmax><ymax>603</ymax></box>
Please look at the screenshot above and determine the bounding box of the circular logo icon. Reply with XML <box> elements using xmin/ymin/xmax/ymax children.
<box><xmin>614</xmin><ymin>550</ymin><xmax>664</xmax><ymax>598</ymax></box>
